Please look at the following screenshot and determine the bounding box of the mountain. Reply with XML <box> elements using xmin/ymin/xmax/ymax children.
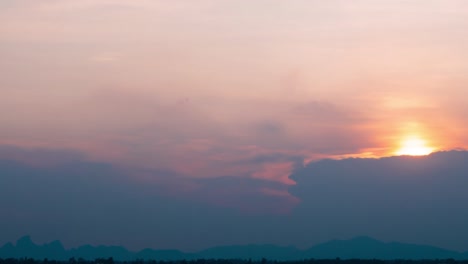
<box><xmin>0</xmin><ymin>236</ymin><xmax>69</xmax><ymax>260</ymax></box>
<box><xmin>304</xmin><ymin>236</ymin><xmax>460</xmax><ymax>260</ymax></box>
<box><xmin>0</xmin><ymin>236</ymin><xmax>191</xmax><ymax>261</ymax></box>
<box><xmin>1</xmin><ymin>236</ymin><xmax>467</xmax><ymax>261</ymax></box>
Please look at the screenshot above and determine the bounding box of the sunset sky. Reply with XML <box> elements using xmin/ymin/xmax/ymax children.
<box><xmin>1</xmin><ymin>0</ymin><xmax>468</xmax><ymax>253</ymax></box>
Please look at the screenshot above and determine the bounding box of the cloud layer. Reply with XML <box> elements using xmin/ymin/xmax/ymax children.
<box><xmin>2</xmin><ymin>146</ymin><xmax>468</xmax><ymax>252</ymax></box>
<box><xmin>2</xmin><ymin>1</ymin><xmax>468</xmax><ymax>184</ymax></box>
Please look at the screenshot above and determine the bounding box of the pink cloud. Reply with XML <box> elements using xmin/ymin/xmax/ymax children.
<box><xmin>252</xmin><ymin>162</ymin><xmax>296</xmax><ymax>185</ymax></box>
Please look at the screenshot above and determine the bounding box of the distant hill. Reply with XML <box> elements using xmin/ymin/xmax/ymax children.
<box><xmin>1</xmin><ymin>236</ymin><xmax>467</xmax><ymax>261</ymax></box>
<box><xmin>303</xmin><ymin>236</ymin><xmax>462</xmax><ymax>260</ymax></box>
<box><xmin>0</xmin><ymin>236</ymin><xmax>192</xmax><ymax>261</ymax></box>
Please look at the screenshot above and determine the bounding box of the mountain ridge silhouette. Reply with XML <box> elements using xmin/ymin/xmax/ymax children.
<box><xmin>2</xmin><ymin>236</ymin><xmax>468</xmax><ymax>261</ymax></box>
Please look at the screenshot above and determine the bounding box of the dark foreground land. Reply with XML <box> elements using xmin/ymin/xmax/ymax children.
<box><xmin>2</xmin><ymin>258</ymin><xmax>468</xmax><ymax>264</ymax></box>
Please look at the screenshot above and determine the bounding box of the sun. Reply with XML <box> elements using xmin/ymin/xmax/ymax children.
<box><xmin>395</xmin><ymin>137</ymin><xmax>434</xmax><ymax>156</ymax></box>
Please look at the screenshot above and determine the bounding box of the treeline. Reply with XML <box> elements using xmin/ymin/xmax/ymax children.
<box><xmin>2</xmin><ymin>258</ymin><xmax>468</xmax><ymax>264</ymax></box>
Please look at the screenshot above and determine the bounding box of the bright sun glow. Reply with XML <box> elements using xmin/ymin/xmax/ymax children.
<box><xmin>395</xmin><ymin>137</ymin><xmax>434</xmax><ymax>156</ymax></box>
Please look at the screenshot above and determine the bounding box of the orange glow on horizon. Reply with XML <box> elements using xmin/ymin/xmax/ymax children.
<box><xmin>395</xmin><ymin>136</ymin><xmax>434</xmax><ymax>156</ymax></box>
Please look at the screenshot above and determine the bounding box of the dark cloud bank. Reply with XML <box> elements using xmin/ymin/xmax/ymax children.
<box><xmin>1</xmin><ymin>146</ymin><xmax>468</xmax><ymax>255</ymax></box>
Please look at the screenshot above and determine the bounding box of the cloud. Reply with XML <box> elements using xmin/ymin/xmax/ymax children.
<box><xmin>252</xmin><ymin>162</ymin><xmax>296</xmax><ymax>185</ymax></box>
<box><xmin>252</xmin><ymin>120</ymin><xmax>284</xmax><ymax>136</ymax></box>
<box><xmin>0</xmin><ymin>145</ymin><xmax>86</xmax><ymax>167</ymax></box>
<box><xmin>89</xmin><ymin>52</ymin><xmax>122</xmax><ymax>63</ymax></box>
<box><xmin>191</xmin><ymin>176</ymin><xmax>298</xmax><ymax>214</ymax></box>
<box><xmin>2</xmin><ymin>146</ymin><xmax>468</xmax><ymax>252</ymax></box>
<box><xmin>0</xmin><ymin>145</ymin><xmax>297</xmax><ymax>250</ymax></box>
<box><xmin>288</xmin><ymin>150</ymin><xmax>468</xmax><ymax>251</ymax></box>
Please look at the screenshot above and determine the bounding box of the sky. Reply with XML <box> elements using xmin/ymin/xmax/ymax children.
<box><xmin>1</xmin><ymin>0</ymin><xmax>468</xmax><ymax>253</ymax></box>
